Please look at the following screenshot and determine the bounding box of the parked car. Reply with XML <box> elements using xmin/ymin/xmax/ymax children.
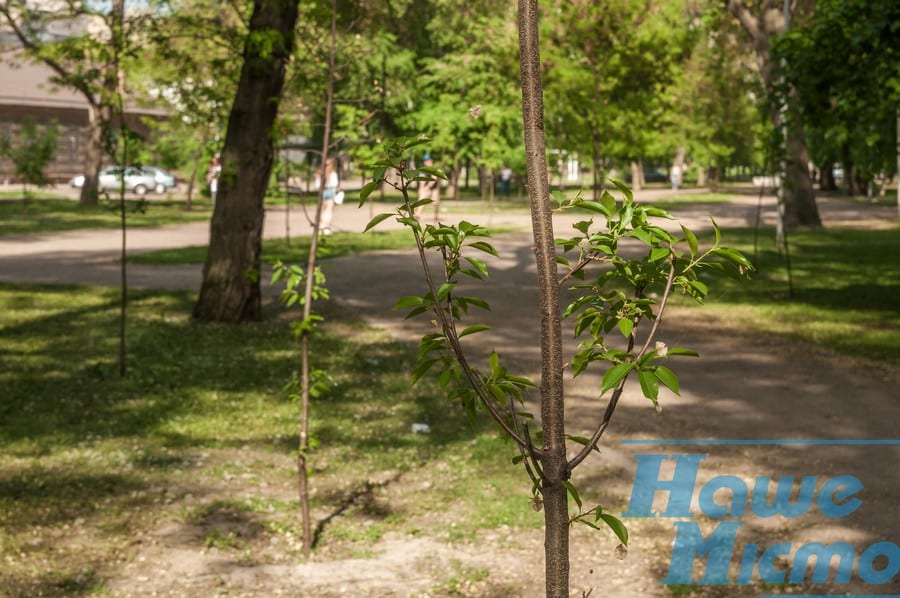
<box><xmin>139</xmin><ymin>166</ymin><xmax>177</xmax><ymax>194</ymax></box>
<box><xmin>69</xmin><ymin>166</ymin><xmax>162</xmax><ymax>196</ymax></box>
<box><xmin>624</xmin><ymin>167</ymin><xmax>670</xmax><ymax>184</ymax></box>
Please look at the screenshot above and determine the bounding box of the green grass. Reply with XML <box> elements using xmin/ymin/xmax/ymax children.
<box><xmin>0</xmin><ymin>196</ymin><xmax>213</xmax><ymax>236</ymax></box>
<box><xmin>127</xmin><ymin>226</ymin><xmax>522</xmax><ymax>266</ymax></box>
<box><xmin>0</xmin><ymin>283</ymin><xmax>537</xmax><ymax>595</ymax></box>
<box><xmin>127</xmin><ymin>228</ymin><xmax>421</xmax><ymax>265</ymax></box>
<box><xmin>691</xmin><ymin>224</ymin><xmax>900</xmax><ymax>369</ymax></box>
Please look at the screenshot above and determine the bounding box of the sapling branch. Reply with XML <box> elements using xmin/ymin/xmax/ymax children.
<box><xmin>566</xmin><ymin>259</ymin><xmax>677</xmax><ymax>471</ymax></box>
<box><xmin>398</xmin><ymin>180</ymin><xmax>528</xmax><ymax>447</ymax></box>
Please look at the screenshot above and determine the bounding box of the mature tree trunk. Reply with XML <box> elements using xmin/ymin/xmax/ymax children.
<box><xmin>819</xmin><ymin>159</ymin><xmax>836</xmax><ymax>191</ymax></box>
<box><xmin>79</xmin><ymin>105</ymin><xmax>105</xmax><ymax>206</ymax></box>
<box><xmin>726</xmin><ymin>0</ymin><xmax>822</xmax><ymax>229</ymax></box>
<box><xmin>193</xmin><ymin>0</ymin><xmax>299</xmax><ymax>323</ymax></box>
<box><xmin>630</xmin><ymin>161</ymin><xmax>642</xmax><ymax>192</ymax></box>
<box><xmin>518</xmin><ymin>1</ymin><xmax>568</xmax><ymax>595</ymax></box>
<box><xmin>782</xmin><ymin>118</ymin><xmax>819</xmax><ymax>228</ymax></box>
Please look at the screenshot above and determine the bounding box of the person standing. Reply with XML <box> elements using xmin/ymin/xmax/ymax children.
<box><xmin>207</xmin><ymin>153</ymin><xmax>222</xmax><ymax>205</ymax></box>
<box><xmin>319</xmin><ymin>158</ymin><xmax>339</xmax><ymax>235</ymax></box>
<box><xmin>415</xmin><ymin>153</ymin><xmax>440</xmax><ymax>222</ymax></box>
<box><xmin>499</xmin><ymin>164</ymin><xmax>513</xmax><ymax>198</ymax></box>
<box><xmin>671</xmin><ymin>163</ymin><xmax>682</xmax><ymax>191</ymax></box>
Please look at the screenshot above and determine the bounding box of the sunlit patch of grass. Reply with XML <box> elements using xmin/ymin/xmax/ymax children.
<box><xmin>127</xmin><ymin>228</ymin><xmax>419</xmax><ymax>265</ymax></box>
<box><xmin>683</xmin><ymin>225</ymin><xmax>900</xmax><ymax>369</ymax></box>
<box><xmin>0</xmin><ymin>283</ymin><xmax>535</xmax><ymax>591</ymax></box>
<box><xmin>0</xmin><ymin>197</ymin><xmax>212</xmax><ymax>236</ymax></box>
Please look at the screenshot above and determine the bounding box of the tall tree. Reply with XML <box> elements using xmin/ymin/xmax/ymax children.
<box><xmin>725</xmin><ymin>0</ymin><xmax>822</xmax><ymax>229</ymax></box>
<box><xmin>193</xmin><ymin>0</ymin><xmax>300</xmax><ymax>323</ymax></box>
<box><xmin>138</xmin><ymin>0</ymin><xmax>246</xmax><ymax>207</ymax></box>
<box><xmin>401</xmin><ymin>0</ymin><xmax>523</xmax><ymax>198</ymax></box>
<box><xmin>666</xmin><ymin>2</ymin><xmax>764</xmax><ymax>185</ymax></box>
<box><xmin>772</xmin><ymin>0</ymin><xmax>900</xmax><ymax>197</ymax></box>
<box><xmin>0</xmin><ymin>0</ymin><xmax>138</xmax><ymax>206</ymax></box>
<box><xmin>542</xmin><ymin>0</ymin><xmax>689</xmax><ymax>196</ymax></box>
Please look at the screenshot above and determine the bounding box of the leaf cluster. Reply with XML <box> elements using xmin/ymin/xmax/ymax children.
<box><xmin>360</xmin><ymin>135</ymin><xmax>753</xmax><ymax>546</ymax></box>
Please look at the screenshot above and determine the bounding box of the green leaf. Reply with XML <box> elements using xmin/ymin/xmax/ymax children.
<box><xmin>393</xmin><ymin>295</ymin><xmax>425</xmax><ymax>310</ymax></box>
<box><xmin>455</xmin><ymin>295</ymin><xmax>490</xmax><ymax>311</ymax></box>
<box><xmin>654</xmin><ymin>365</ymin><xmax>680</xmax><ymax>395</ymax></box>
<box><xmin>681</xmin><ymin>225</ymin><xmax>699</xmax><ymax>256</ymax></box>
<box><xmin>601</xmin><ymin>363</ymin><xmax>633</xmax><ymax>395</ymax></box>
<box><xmin>563</xmin><ymin>480</ymin><xmax>582</xmax><ymax>509</ymax></box>
<box><xmin>617</xmin><ymin>318</ymin><xmax>634</xmax><ymax>338</ymax></box>
<box><xmin>358</xmin><ymin>180</ymin><xmax>379</xmax><ymax>204</ymax></box>
<box><xmin>566</xmin><ymin>434</ymin><xmax>600</xmax><ymax>453</ymax></box>
<box><xmin>463</xmin><ymin>256</ymin><xmax>489</xmax><ymax>279</ymax></box>
<box><xmin>649</xmin><ymin>247</ymin><xmax>669</xmax><ymax>262</ymax></box>
<box><xmin>467</xmin><ymin>241</ymin><xmax>500</xmax><ymax>257</ymax></box>
<box><xmin>411</xmin><ymin>358</ymin><xmax>439</xmax><ymax>384</ymax></box>
<box><xmin>600</xmin><ymin>191</ymin><xmax>617</xmax><ymax>215</ymax></box>
<box><xmin>667</xmin><ymin>347</ymin><xmax>699</xmax><ymax>357</ymax></box>
<box><xmin>436</xmin><ymin>282</ymin><xmax>456</xmax><ymax>300</ymax></box>
<box><xmin>364</xmin><ymin>213</ymin><xmax>394</xmax><ymax>232</ymax></box>
<box><xmin>609</xmin><ymin>179</ymin><xmax>633</xmax><ymax>202</ymax></box>
<box><xmin>637</xmin><ymin>369</ymin><xmax>659</xmax><ymax>401</ymax></box>
<box><xmin>458</xmin><ymin>324</ymin><xmax>490</xmax><ymax>338</ymax></box>
<box><xmin>712</xmin><ymin>247</ymin><xmax>754</xmax><ymax>270</ymax></box>
<box><xmin>599</xmin><ymin>513</ymin><xmax>629</xmax><ymax>546</ymax></box>
<box><xmin>573</xmin><ymin>220</ymin><xmax>592</xmax><ymax>234</ymax></box>
<box><xmin>579</xmin><ymin>201</ymin><xmax>610</xmax><ymax>214</ymax></box>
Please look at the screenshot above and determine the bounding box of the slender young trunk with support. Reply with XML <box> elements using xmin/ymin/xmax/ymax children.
<box><xmin>517</xmin><ymin>2</ymin><xmax>569</xmax><ymax>595</ymax></box>
<box><xmin>298</xmin><ymin>0</ymin><xmax>339</xmax><ymax>557</ymax></box>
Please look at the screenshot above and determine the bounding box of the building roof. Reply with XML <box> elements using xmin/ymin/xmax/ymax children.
<box><xmin>0</xmin><ymin>52</ymin><xmax>168</xmax><ymax>119</ymax></box>
<box><xmin>0</xmin><ymin>53</ymin><xmax>87</xmax><ymax>110</ymax></box>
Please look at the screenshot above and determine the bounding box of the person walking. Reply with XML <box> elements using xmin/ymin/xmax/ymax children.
<box><xmin>319</xmin><ymin>158</ymin><xmax>339</xmax><ymax>235</ymax></box>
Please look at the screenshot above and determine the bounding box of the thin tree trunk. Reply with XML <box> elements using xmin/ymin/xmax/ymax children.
<box><xmin>518</xmin><ymin>1</ymin><xmax>568</xmax><ymax>595</ymax></box>
<box><xmin>298</xmin><ymin>0</ymin><xmax>339</xmax><ymax>557</ymax></box>
<box><xmin>193</xmin><ymin>0</ymin><xmax>299</xmax><ymax>323</ymax></box>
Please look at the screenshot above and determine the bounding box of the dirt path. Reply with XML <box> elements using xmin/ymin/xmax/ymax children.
<box><xmin>1</xmin><ymin>190</ymin><xmax>897</xmax><ymax>597</ymax></box>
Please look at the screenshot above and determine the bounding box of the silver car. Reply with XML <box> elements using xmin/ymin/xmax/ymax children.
<box><xmin>139</xmin><ymin>166</ymin><xmax>177</xmax><ymax>194</ymax></box>
<box><xmin>70</xmin><ymin>166</ymin><xmax>158</xmax><ymax>196</ymax></box>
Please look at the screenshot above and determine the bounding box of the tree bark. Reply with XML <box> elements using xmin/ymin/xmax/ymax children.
<box><xmin>518</xmin><ymin>2</ymin><xmax>568</xmax><ymax>596</ymax></box>
<box><xmin>193</xmin><ymin>0</ymin><xmax>299</xmax><ymax>323</ymax></box>
<box><xmin>726</xmin><ymin>0</ymin><xmax>821</xmax><ymax>229</ymax></box>
<box><xmin>79</xmin><ymin>105</ymin><xmax>105</xmax><ymax>206</ymax></box>
<box><xmin>782</xmin><ymin>117</ymin><xmax>819</xmax><ymax>228</ymax></box>
<box><xmin>630</xmin><ymin>161</ymin><xmax>642</xmax><ymax>192</ymax></box>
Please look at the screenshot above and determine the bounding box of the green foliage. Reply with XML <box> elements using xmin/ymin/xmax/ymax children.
<box><xmin>772</xmin><ymin>0</ymin><xmax>900</xmax><ymax>181</ymax></box>
<box><xmin>0</xmin><ymin>119</ymin><xmax>59</xmax><ymax>200</ymax></box>
<box><xmin>361</xmin><ymin>135</ymin><xmax>752</xmax><ymax>546</ymax></box>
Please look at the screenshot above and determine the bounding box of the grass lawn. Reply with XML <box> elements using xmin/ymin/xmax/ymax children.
<box><xmin>0</xmin><ymin>284</ymin><xmax>540</xmax><ymax>595</ymax></box>
<box><xmin>691</xmin><ymin>224</ymin><xmax>900</xmax><ymax>370</ymax></box>
<box><xmin>0</xmin><ymin>196</ymin><xmax>214</xmax><ymax>236</ymax></box>
<box><xmin>126</xmin><ymin>228</ymin><xmax>421</xmax><ymax>266</ymax></box>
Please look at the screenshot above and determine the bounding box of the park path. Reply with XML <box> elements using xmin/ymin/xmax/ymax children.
<box><xmin>1</xmin><ymin>188</ymin><xmax>898</xmax><ymax>596</ymax></box>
